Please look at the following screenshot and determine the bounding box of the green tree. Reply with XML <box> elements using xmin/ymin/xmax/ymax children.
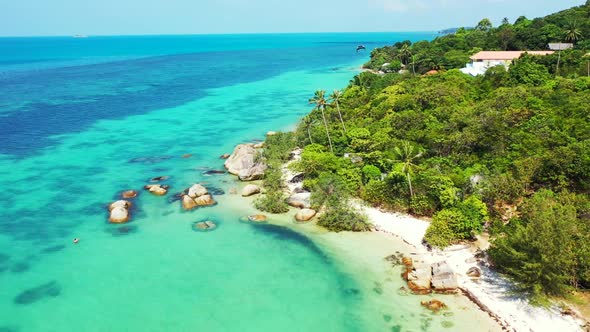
<box><xmin>564</xmin><ymin>21</ymin><xmax>583</xmax><ymax>43</ymax></box>
<box><xmin>329</xmin><ymin>89</ymin><xmax>347</xmax><ymax>134</ymax></box>
<box><xmin>393</xmin><ymin>141</ymin><xmax>424</xmax><ymax>199</ymax></box>
<box><xmin>476</xmin><ymin>18</ymin><xmax>493</xmax><ymax>32</ymax></box>
<box><xmin>301</xmin><ymin>115</ymin><xmax>315</xmax><ymax>144</ymax></box>
<box><xmin>399</xmin><ymin>43</ymin><xmax>412</xmax><ymax>66</ymax></box>
<box><xmin>309</xmin><ymin>90</ymin><xmax>334</xmax><ymax>153</ymax></box>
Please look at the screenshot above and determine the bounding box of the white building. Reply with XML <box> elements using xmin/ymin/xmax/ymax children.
<box><xmin>460</xmin><ymin>51</ymin><xmax>554</xmax><ymax>76</ymax></box>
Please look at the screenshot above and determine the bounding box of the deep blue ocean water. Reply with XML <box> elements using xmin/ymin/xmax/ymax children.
<box><xmin>0</xmin><ymin>33</ymin><xmax>500</xmax><ymax>332</ymax></box>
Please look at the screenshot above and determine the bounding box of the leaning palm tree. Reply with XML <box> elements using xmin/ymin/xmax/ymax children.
<box><xmin>329</xmin><ymin>90</ymin><xmax>347</xmax><ymax>134</ymax></box>
<box><xmin>393</xmin><ymin>141</ymin><xmax>424</xmax><ymax>199</ymax></box>
<box><xmin>309</xmin><ymin>90</ymin><xmax>333</xmax><ymax>153</ymax></box>
<box><xmin>564</xmin><ymin>21</ymin><xmax>582</xmax><ymax>43</ymax></box>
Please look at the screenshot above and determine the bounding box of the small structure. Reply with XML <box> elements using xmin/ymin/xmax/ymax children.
<box><xmin>460</xmin><ymin>50</ymin><xmax>554</xmax><ymax>76</ymax></box>
<box><xmin>548</xmin><ymin>43</ymin><xmax>573</xmax><ymax>51</ymax></box>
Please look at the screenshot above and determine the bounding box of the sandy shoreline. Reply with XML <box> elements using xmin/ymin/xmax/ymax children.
<box><xmin>360</xmin><ymin>203</ymin><xmax>586</xmax><ymax>332</ymax></box>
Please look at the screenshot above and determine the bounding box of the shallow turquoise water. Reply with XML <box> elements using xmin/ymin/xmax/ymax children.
<box><xmin>0</xmin><ymin>33</ymin><xmax>465</xmax><ymax>332</ymax></box>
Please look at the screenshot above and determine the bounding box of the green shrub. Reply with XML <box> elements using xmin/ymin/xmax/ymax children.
<box><xmin>424</xmin><ymin>211</ymin><xmax>458</xmax><ymax>248</ymax></box>
<box><xmin>317</xmin><ymin>205</ymin><xmax>372</xmax><ymax>232</ymax></box>
<box><xmin>362</xmin><ymin>164</ymin><xmax>382</xmax><ymax>183</ymax></box>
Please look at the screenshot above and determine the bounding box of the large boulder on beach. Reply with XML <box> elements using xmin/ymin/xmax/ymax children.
<box><xmin>241</xmin><ymin>184</ymin><xmax>261</xmax><ymax>197</ymax></box>
<box><xmin>287</xmin><ymin>192</ymin><xmax>311</xmax><ymax>209</ymax></box>
<box><xmin>188</xmin><ymin>184</ymin><xmax>208</xmax><ymax>198</ymax></box>
<box><xmin>295</xmin><ymin>209</ymin><xmax>316</xmax><ymax>222</ymax></box>
<box><xmin>431</xmin><ymin>272</ymin><xmax>458</xmax><ymax>292</ymax></box>
<box><xmin>466</xmin><ymin>266</ymin><xmax>481</xmax><ymax>278</ymax></box>
<box><xmin>225</xmin><ymin>144</ymin><xmax>267</xmax><ymax>181</ymax></box>
<box><xmin>407</xmin><ymin>264</ymin><xmax>432</xmax><ymax>294</ymax></box>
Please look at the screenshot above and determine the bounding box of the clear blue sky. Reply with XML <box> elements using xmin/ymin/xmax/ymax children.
<box><xmin>0</xmin><ymin>0</ymin><xmax>584</xmax><ymax>36</ymax></box>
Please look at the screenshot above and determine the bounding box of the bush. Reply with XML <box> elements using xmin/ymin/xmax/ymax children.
<box><xmin>424</xmin><ymin>210</ymin><xmax>459</xmax><ymax>248</ymax></box>
<box><xmin>317</xmin><ymin>205</ymin><xmax>372</xmax><ymax>232</ymax></box>
<box><xmin>362</xmin><ymin>165</ymin><xmax>382</xmax><ymax>183</ymax></box>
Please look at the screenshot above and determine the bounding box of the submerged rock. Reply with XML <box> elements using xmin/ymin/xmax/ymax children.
<box><xmin>421</xmin><ymin>299</ymin><xmax>447</xmax><ymax>312</ymax></box>
<box><xmin>193</xmin><ymin>220</ymin><xmax>217</xmax><ymax>231</ymax></box>
<box><xmin>150</xmin><ymin>176</ymin><xmax>170</xmax><ymax>182</ymax></box>
<box><xmin>121</xmin><ymin>190</ymin><xmax>138</xmax><ymax>199</ymax></box>
<box><xmin>14</xmin><ymin>281</ymin><xmax>61</xmax><ymax>305</ymax></box>
<box><xmin>144</xmin><ymin>184</ymin><xmax>168</xmax><ymax>196</ymax></box>
<box><xmin>241</xmin><ymin>184</ymin><xmax>261</xmax><ymax>197</ymax></box>
<box><xmin>247</xmin><ymin>214</ymin><xmax>268</xmax><ymax>223</ymax></box>
<box><xmin>295</xmin><ymin>208</ymin><xmax>316</xmax><ymax>222</ymax></box>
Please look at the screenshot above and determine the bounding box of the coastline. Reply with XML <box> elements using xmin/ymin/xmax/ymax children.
<box><xmin>360</xmin><ymin>203</ymin><xmax>586</xmax><ymax>332</ymax></box>
<box><xmin>229</xmin><ymin>139</ymin><xmax>586</xmax><ymax>332</ymax></box>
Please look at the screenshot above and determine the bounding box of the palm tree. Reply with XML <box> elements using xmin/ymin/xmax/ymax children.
<box><xmin>564</xmin><ymin>21</ymin><xmax>582</xmax><ymax>43</ymax></box>
<box><xmin>501</xmin><ymin>17</ymin><xmax>510</xmax><ymax>26</ymax></box>
<box><xmin>329</xmin><ymin>90</ymin><xmax>347</xmax><ymax>134</ymax></box>
<box><xmin>399</xmin><ymin>44</ymin><xmax>412</xmax><ymax>66</ymax></box>
<box><xmin>301</xmin><ymin>115</ymin><xmax>315</xmax><ymax>144</ymax></box>
<box><xmin>309</xmin><ymin>90</ymin><xmax>333</xmax><ymax>153</ymax></box>
<box><xmin>393</xmin><ymin>141</ymin><xmax>424</xmax><ymax>199</ymax></box>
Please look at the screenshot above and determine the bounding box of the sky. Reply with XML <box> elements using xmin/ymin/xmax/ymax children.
<box><xmin>0</xmin><ymin>0</ymin><xmax>585</xmax><ymax>36</ymax></box>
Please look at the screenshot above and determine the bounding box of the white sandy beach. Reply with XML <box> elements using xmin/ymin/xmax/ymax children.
<box><xmin>361</xmin><ymin>204</ymin><xmax>586</xmax><ymax>332</ymax></box>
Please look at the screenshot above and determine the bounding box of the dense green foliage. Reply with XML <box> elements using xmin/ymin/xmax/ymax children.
<box><xmin>254</xmin><ymin>132</ymin><xmax>296</xmax><ymax>213</ymax></box>
<box><xmin>364</xmin><ymin>2</ymin><xmax>590</xmax><ymax>76</ymax></box>
<box><xmin>293</xmin><ymin>3</ymin><xmax>590</xmax><ymax>296</ymax></box>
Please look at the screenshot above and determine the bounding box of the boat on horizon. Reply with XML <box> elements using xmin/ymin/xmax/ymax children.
<box><xmin>73</xmin><ymin>34</ymin><xmax>89</xmax><ymax>38</ymax></box>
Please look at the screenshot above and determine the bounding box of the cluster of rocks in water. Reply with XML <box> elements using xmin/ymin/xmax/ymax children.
<box><xmin>401</xmin><ymin>256</ymin><xmax>459</xmax><ymax>294</ymax></box>
<box><xmin>181</xmin><ymin>184</ymin><xmax>216</xmax><ymax>210</ymax></box>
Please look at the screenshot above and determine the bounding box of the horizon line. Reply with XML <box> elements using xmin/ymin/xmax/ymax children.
<box><xmin>0</xmin><ymin>30</ymin><xmax>441</xmax><ymax>38</ymax></box>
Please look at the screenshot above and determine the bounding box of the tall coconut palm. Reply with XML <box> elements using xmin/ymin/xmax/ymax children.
<box><xmin>329</xmin><ymin>90</ymin><xmax>347</xmax><ymax>134</ymax></box>
<box><xmin>393</xmin><ymin>141</ymin><xmax>424</xmax><ymax>199</ymax></box>
<box><xmin>399</xmin><ymin>44</ymin><xmax>412</xmax><ymax>66</ymax></box>
<box><xmin>301</xmin><ymin>115</ymin><xmax>315</xmax><ymax>144</ymax></box>
<box><xmin>564</xmin><ymin>21</ymin><xmax>582</xmax><ymax>43</ymax></box>
<box><xmin>309</xmin><ymin>90</ymin><xmax>333</xmax><ymax>153</ymax></box>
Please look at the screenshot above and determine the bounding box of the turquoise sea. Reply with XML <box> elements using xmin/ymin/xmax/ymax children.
<box><xmin>0</xmin><ymin>33</ymin><xmax>498</xmax><ymax>332</ymax></box>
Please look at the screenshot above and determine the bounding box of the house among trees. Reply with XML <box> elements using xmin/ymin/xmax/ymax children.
<box><xmin>548</xmin><ymin>43</ymin><xmax>574</xmax><ymax>50</ymax></box>
<box><xmin>460</xmin><ymin>50</ymin><xmax>554</xmax><ymax>76</ymax></box>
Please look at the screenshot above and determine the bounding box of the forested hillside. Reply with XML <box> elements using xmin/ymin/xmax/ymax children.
<box><xmin>274</xmin><ymin>2</ymin><xmax>590</xmax><ymax>300</ymax></box>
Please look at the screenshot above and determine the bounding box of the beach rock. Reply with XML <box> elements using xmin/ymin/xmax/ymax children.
<box><xmin>109</xmin><ymin>200</ymin><xmax>131</xmax><ymax>211</ymax></box>
<box><xmin>289</xmin><ymin>173</ymin><xmax>305</xmax><ymax>183</ymax></box>
<box><xmin>287</xmin><ymin>192</ymin><xmax>311</xmax><ymax>209</ymax></box>
<box><xmin>407</xmin><ymin>264</ymin><xmax>432</xmax><ymax>294</ymax></box>
<box><xmin>431</xmin><ymin>272</ymin><xmax>458</xmax><ymax>292</ymax></box>
<box><xmin>466</xmin><ymin>266</ymin><xmax>481</xmax><ymax>278</ymax></box>
<box><xmin>203</xmin><ymin>170</ymin><xmax>226</xmax><ymax>175</ymax></box>
<box><xmin>220</xmin><ymin>153</ymin><xmax>230</xmax><ymax>159</ymax></box>
<box><xmin>194</xmin><ymin>194</ymin><xmax>215</xmax><ymax>206</ymax></box>
<box><xmin>181</xmin><ymin>153</ymin><xmax>192</xmax><ymax>158</ymax></box>
<box><xmin>121</xmin><ymin>190</ymin><xmax>138</xmax><ymax>199</ymax></box>
<box><xmin>266</xmin><ymin>131</ymin><xmax>277</xmax><ymax>136</ymax></box>
<box><xmin>253</xmin><ymin>142</ymin><xmax>264</xmax><ymax>149</ymax></box>
<box><xmin>188</xmin><ymin>184</ymin><xmax>208</xmax><ymax>198</ymax></box>
<box><xmin>182</xmin><ymin>195</ymin><xmax>197</xmax><ymax>210</ymax></box>
<box><xmin>248</xmin><ymin>214</ymin><xmax>267</xmax><ymax>223</ymax></box>
<box><xmin>432</xmin><ymin>261</ymin><xmax>453</xmax><ymax>276</ymax></box>
<box><xmin>109</xmin><ymin>206</ymin><xmax>130</xmax><ymax>223</ymax></box>
<box><xmin>225</xmin><ymin>144</ymin><xmax>267</xmax><ymax>181</ymax></box>
<box><xmin>402</xmin><ymin>256</ymin><xmax>413</xmax><ymax>268</ymax></box>
<box><xmin>421</xmin><ymin>299</ymin><xmax>447</xmax><ymax>312</ymax></box>
<box><xmin>241</xmin><ymin>184</ymin><xmax>261</xmax><ymax>197</ymax></box>
<box><xmin>295</xmin><ymin>208</ymin><xmax>316</xmax><ymax>222</ymax></box>
<box><xmin>238</xmin><ymin>163</ymin><xmax>267</xmax><ymax>181</ymax></box>
<box><xmin>144</xmin><ymin>184</ymin><xmax>168</xmax><ymax>196</ymax></box>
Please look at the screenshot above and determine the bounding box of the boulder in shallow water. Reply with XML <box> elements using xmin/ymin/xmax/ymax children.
<box><xmin>241</xmin><ymin>184</ymin><xmax>261</xmax><ymax>197</ymax></box>
<box><xmin>150</xmin><ymin>175</ymin><xmax>170</xmax><ymax>182</ymax></box>
<box><xmin>225</xmin><ymin>144</ymin><xmax>267</xmax><ymax>181</ymax></box>
<box><xmin>431</xmin><ymin>272</ymin><xmax>458</xmax><ymax>292</ymax></box>
<box><xmin>182</xmin><ymin>195</ymin><xmax>197</xmax><ymax>210</ymax></box>
<box><xmin>181</xmin><ymin>153</ymin><xmax>192</xmax><ymax>158</ymax></box>
<box><xmin>193</xmin><ymin>220</ymin><xmax>217</xmax><ymax>231</ymax></box>
<box><xmin>144</xmin><ymin>184</ymin><xmax>168</xmax><ymax>196</ymax></box>
<box><xmin>121</xmin><ymin>190</ymin><xmax>138</xmax><ymax>199</ymax></box>
<box><xmin>187</xmin><ymin>184</ymin><xmax>208</xmax><ymax>198</ymax></box>
<box><xmin>238</xmin><ymin>163</ymin><xmax>267</xmax><ymax>181</ymax></box>
<box><xmin>407</xmin><ymin>264</ymin><xmax>432</xmax><ymax>294</ymax></box>
<box><xmin>109</xmin><ymin>206</ymin><xmax>130</xmax><ymax>223</ymax></box>
<box><xmin>109</xmin><ymin>200</ymin><xmax>131</xmax><ymax>211</ymax></box>
<box><xmin>248</xmin><ymin>214</ymin><xmax>268</xmax><ymax>223</ymax></box>
<box><xmin>194</xmin><ymin>194</ymin><xmax>215</xmax><ymax>206</ymax></box>
<box><xmin>295</xmin><ymin>208</ymin><xmax>316</xmax><ymax>222</ymax></box>
<box><xmin>220</xmin><ymin>153</ymin><xmax>230</xmax><ymax>159</ymax></box>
